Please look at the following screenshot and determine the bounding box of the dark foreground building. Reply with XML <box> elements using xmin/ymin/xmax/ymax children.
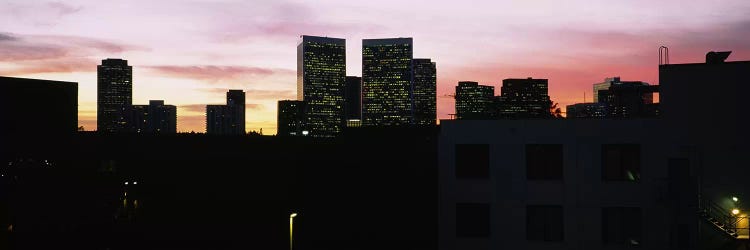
<box><xmin>0</xmin><ymin>76</ymin><xmax>78</xmax><ymax>135</ymax></box>
<box><xmin>438</xmin><ymin>52</ymin><xmax>750</xmax><ymax>250</ymax></box>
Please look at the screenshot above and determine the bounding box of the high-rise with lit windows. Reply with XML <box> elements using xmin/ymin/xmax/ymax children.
<box><xmin>131</xmin><ymin>100</ymin><xmax>177</xmax><ymax>134</ymax></box>
<box><xmin>455</xmin><ymin>81</ymin><xmax>495</xmax><ymax>119</ymax></box>
<box><xmin>277</xmin><ymin>100</ymin><xmax>306</xmax><ymax>136</ymax></box>
<box><xmin>97</xmin><ymin>58</ymin><xmax>132</xmax><ymax>132</ymax></box>
<box><xmin>297</xmin><ymin>35</ymin><xmax>346</xmax><ymax>137</ymax></box>
<box><xmin>496</xmin><ymin>77</ymin><xmax>551</xmax><ymax>118</ymax></box>
<box><xmin>412</xmin><ymin>58</ymin><xmax>437</xmax><ymax>125</ymax></box>
<box><xmin>362</xmin><ymin>38</ymin><xmax>414</xmax><ymax>126</ymax></box>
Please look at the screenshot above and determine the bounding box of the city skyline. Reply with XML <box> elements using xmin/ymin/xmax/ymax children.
<box><xmin>1</xmin><ymin>0</ymin><xmax>750</xmax><ymax>134</ymax></box>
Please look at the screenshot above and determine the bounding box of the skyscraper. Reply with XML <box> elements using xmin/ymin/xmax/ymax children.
<box><xmin>205</xmin><ymin>90</ymin><xmax>245</xmax><ymax>135</ymax></box>
<box><xmin>97</xmin><ymin>58</ymin><xmax>132</xmax><ymax>132</ymax></box>
<box><xmin>345</xmin><ymin>76</ymin><xmax>362</xmax><ymax>121</ymax></box>
<box><xmin>455</xmin><ymin>81</ymin><xmax>494</xmax><ymax>119</ymax></box>
<box><xmin>496</xmin><ymin>78</ymin><xmax>551</xmax><ymax>118</ymax></box>
<box><xmin>297</xmin><ymin>35</ymin><xmax>346</xmax><ymax>137</ymax></box>
<box><xmin>277</xmin><ymin>100</ymin><xmax>306</xmax><ymax>136</ymax></box>
<box><xmin>206</xmin><ymin>105</ymin><xmax>229</xmax><ymax>135</ymax></box>
<box><xmin>131</xmin><ymin>100</ymin><xmax>177</xmax><ymax>133</ymax></box>
<box><xmin>226</xmin><ymin>90</ymin><xmax>246</xmax><ymax>134</ymax></box>
<box><xmin>362</xmin><ymin>38</ymin><xmax>414</xmax><ymax>126</ymax></box>
<box><xmin>412</xmin><ymin>58</ymin><xmax>437</xmax><ymax>125</ymax></box>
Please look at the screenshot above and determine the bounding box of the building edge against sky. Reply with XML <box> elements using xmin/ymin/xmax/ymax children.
<box><xmin>297</xmin><ymin>35</ymin><xmax>346</xmax><ymax>137</ymax></box>
<box><xmin>362</xmin><ymin>38</ymin><xmax>414</xmax><ymax>127</ymax></box>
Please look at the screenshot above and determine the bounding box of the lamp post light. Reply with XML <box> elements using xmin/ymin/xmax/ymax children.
<box><xmin>290</xmin><ymin>212</ymin><xmax>298</xmax><ymax>250</ymax></box>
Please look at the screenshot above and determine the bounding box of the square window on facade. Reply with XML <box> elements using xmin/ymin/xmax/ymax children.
<box><xmin>602</xmin><ymin>144</ymin><xmax>641</xmax><ymax>181</ymax></box>
<box><xmin>526</xmin><ymin>205</ymin><xmax>564</xmax><ymax>242</ymax></box>
<box><xmin>455</xmin><ymin>144</ymin><xmax>489</xmax><ymax>179</ymax></box>
<box><xmin>526</xmin><ymin>144</ymin><xmax>563</xmax><ymax>180</ymax></box>
<box><xmin>456</xmin><ymin>203</ymin><xmax>490</xmax><ymax>238</ymax></box>
<box><xmin>602</xmin><ymin>207</ymin><xmax>642</xmax><ymax>246</ymax></box>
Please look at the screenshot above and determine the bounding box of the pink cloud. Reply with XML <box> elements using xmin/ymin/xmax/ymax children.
<box><xmin>0</xmin><ymin>32</ymin><xmax>141</xmax><ymax>75</ymax></box>
<box><xmin>145</xmin><ymin>65</ymin><xmax>294</xmax><ymax>82</ymax></box>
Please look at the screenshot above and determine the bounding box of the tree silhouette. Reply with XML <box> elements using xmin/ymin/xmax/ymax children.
<box><xmin>549</xmin><ymin>101</ymin><xmax>563</xmax><ymax>118</ymax></box>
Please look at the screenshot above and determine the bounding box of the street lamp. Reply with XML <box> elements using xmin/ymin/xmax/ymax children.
<box><xmin>290</xmin><ymin>212</ymin><xmax>298</xmax><ymax>250</ymax></box>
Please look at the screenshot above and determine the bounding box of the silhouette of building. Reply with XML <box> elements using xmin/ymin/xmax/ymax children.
<box><xmin>226</xmin><ymin>90</ymin><xmax>245</xmax><ymax>134</ymax></box>
<box><xmin>566</xmin><ymin>102</ymin><xmax>608</xmax><ymax>118</ymax></box>
<box><xmin>206</xmin><ymin>90</ymin><xmax>245</xmax><ymax>135</ymax></box>
<box><xmin>277</xmin><ymin>100</ymin><xmax>306</xmax><ymax>136</ymax></box>
<box><xmin>297</xmin><ymin>35</ymin><xmax>346</xmax><ymax>137</ymax></box>
<box><xmin>592</xmin><ymin>77</ymin><xmax>619</xmax><ymax>103</ymax></box>
<box><xmin>345</xmin><ymin>76</ymin><xmax>362</xmax><ymax>121</ymax></box>
<box><xmin>362</xmin><ymin>38</ymin><xmax>414</xmax><ymax>126</ymax></box>
<box><xmin>97</xmin><ymin>58</ymin><xmax>132</xmax><ymax>132</ymax></box>
<box><xmin>0</xmin><ymin>76</ymin><xmax>77</xmax><ymax>135</ymax></box>
<box><xmin>568</xmin><ymin>77</ymin><xmax>659</xmax><ymax>119</ymax></box>
<box><xmin>131</xmin><ymin>100</ymin><xmax>176</xmax><ymax>133</ymax></box>
<box><xmin>455</xmin><ymin>81</ymin><xmax>495</xmax><ymax>119</ymax></box>
<box><xmin>413</xmin><ymin>58</ymin><xmax>437</xmax><ymax>125</ymax></box>
<box><xmin>598</xmin><ymin>81</ymin><xmax>658</xmax><ymax>118</ymax></box>
<box><xmin>495</xmin><ymin>77</ymin><xmax>551</xmax><ymax>118</ymax></box>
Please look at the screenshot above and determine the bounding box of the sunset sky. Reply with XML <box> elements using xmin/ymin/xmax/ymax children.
<box><xmin>2</xmin><ymin>0</ymin><xmax>749</xmax><ymax>134</ymax></box>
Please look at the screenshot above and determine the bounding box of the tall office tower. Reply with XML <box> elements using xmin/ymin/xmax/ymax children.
<box><xmin>344</xmin><ymin>76</ymin><xmax>362</xmax><ymax>121</ymax></box>
<box><xmin>277</xmin><ymin>100</ymin><xmax>307</xmax><ymax>136</ymax></box>
<box><xmin>226</xmin><ymin>90</ymin><xmax>246</xmax><ymax>134</ymax></box>
<box><xmin>205</xmin><ymin>90</ymin><xmax>246</xmax><ymax>135</ymax></box>
<box><xmin>131</xmin><ymin>100</ymin><xmax>177</xmax><ymax>133</ymax></box>
<box><xmin>206</xmin><ymin>105</ymin><xmax>229</xmax><ymax>135</ymax></box>
<box><xmin>412</xmin><ymin>58</ymin><xmax>437</xmax><ymax>125</ymax></box>
<box><xmin>297</xmin><ymin>35</ymin><xmax>346</xmax><ymax>137</ymax></box>
<box><xmin>97</xmin><ymin>58</ymin><xmax>132</xmax><ymax>132</ymax></box>
<box><xmin>496</xmin><ymin>78</ymin><xmax>551</xmax><ymax>118</ymax></box>
<box><xmin>362</xmin><ymin>38</ymin><xmax>414</xmax><ymax>126</ymax></box>
<box><xmin>455</xmin><ymin>81</ymin><xmax>495</xmax><ymax>120</ymax></box>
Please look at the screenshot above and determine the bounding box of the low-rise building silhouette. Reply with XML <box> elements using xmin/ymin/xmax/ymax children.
<box><xmin>277</xmin><ymin>100</ymin><xmax>307</xmax><ymax>136</ymax></box>
<box><xmin>131</xmin><ymin>100</ymin><xmax>176</xmax><ymax>133</ymax></box>
<box><xmin>568</xmin><ymin>77</ymin><xmax>659</xmax><ymax>118</ymax></box>
<box><xmin>206</xmin><ymin>90</ymin><xmax>245</xmax><ymax>135</ymax></box>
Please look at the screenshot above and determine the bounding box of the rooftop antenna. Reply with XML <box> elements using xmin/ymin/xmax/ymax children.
<box><xmin>659</xmin><ymin>46</ymin><xmax>669</xmax><ymax>65</ymax></box>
